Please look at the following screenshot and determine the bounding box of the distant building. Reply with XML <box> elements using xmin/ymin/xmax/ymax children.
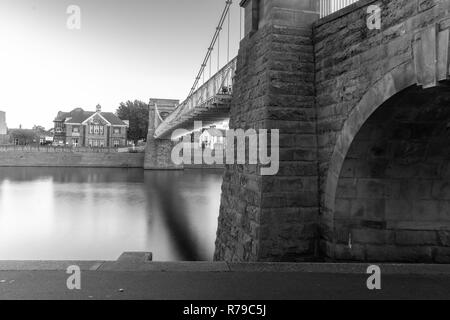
<box><xmin>0</xmin><ymin>111</ymin><xmax>7</xmax><ymax>135</ymax></box>
<box><xmin>34</xmin><ymin>128</ymin><xmax>54</xmax><ymax>145</ymax></box>
<box><xmin>53</xmin><ymin>105</ymin><xmax>129</xmax><ymax>148</ymax></box>
<box><xmin>4</xmin><ymin>126</ymin><xmax>54</xmax><ymax>146</ymax></box>
<box><xmin>200</xmin><ymin>128</ymin><xmax>227</xmax><ymax>149</ymax></box>
<box><xmin>8</xmin><ymin>128</ymin><xmax>39</xmax><ymax>146</ymax></box>
<box><xmin>0</xmin><ymin>111</ymin><xmax>9</xmax><ymax>145</ymax></box>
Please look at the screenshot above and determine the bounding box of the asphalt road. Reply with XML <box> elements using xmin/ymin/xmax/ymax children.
<box><xmin>1</xmin><ymin>270</ymin><xmax>450</xmax><ymax>300</ymax></box>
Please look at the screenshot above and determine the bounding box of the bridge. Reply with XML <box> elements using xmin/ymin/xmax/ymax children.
<box><xmin>153</xmin><ymin>58</ymin><xmax>236</xmax><ymax>139</ymax></box>
<box><xmin>147</xmin><ymin>0</ymin><xmax>362</xmax><ymax>143</ymax></box>
<box><xmin>145</xmin><ymin>0</ymin><xmax>450</xmax><ymax>264</ymax></box>
<box><xmin>148</xmin><ymin>0</ymin><xmax>357</xmax><ymax>141</ymax></box>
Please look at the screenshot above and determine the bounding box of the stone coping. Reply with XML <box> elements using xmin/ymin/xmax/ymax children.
<box><xmin>1</xmin><ymin>259</ymin><xmax>450</xmax><ymax>275</ymax></box>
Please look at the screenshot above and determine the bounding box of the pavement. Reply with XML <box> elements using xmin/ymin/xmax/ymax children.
<box><xmin>1</xmin><ymin>252</ymin><xmax>450</xmax><ymax>300</ymax></box>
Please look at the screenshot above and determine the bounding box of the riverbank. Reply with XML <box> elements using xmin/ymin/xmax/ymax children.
<box><xmin>0</xmin><ymin>149</ymin><xmax>225</xmax><ymax>169</ymax></box>
<box><xmin>0</xmin><ymin>150</ymin><xmax>145</xmax><ymax>168</ymax></box>
<box><xmin>1</xmin><ymin>254</ymin><xmax>450</xmax><ymax>299</ymax></box>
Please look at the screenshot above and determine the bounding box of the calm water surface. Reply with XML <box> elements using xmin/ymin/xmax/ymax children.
<box><xmin>0</xmin><ymin>168</ymin><xmax>223</xmax><ymax>261</ymax></box>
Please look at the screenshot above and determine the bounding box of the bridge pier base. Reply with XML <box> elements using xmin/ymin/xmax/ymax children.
<box><xmin>144</xmin><ymin>103</ymin><xmax>183</xmax><ymax>170</ymax></box>
<box><xmin>144</xmin><ymin>137</ymin><xmax>183</xmax><ymax>170</ymax></box>
<box><xmin>214</xmin><ymin>0</ymin><xmax>320</xmax><ymax>262</ymax></box>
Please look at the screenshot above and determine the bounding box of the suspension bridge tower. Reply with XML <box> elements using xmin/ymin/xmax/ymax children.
<box><xmin>214</xmin><ymin>0</ymin><xmax>320</xmax><ymax>262</ymax></box>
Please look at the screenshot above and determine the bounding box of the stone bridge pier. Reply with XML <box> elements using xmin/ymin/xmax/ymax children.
<box><xmin>144</xmin><ymin>99</ymin><xmax>183</xmax><ymax>170</ymax></box>
<box><xmin>214</xmin><ymin>0</ymin><xmax>450</xmax><ymax>263</ymax></box>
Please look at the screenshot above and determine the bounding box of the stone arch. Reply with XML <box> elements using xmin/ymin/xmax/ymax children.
<box><xmin>323</xmin><ymin>63</ymin><xmax>450</xmax><ymax>262</ymax></box>
<box><xmin>322</xmin><ymin>61</ymin><xmax>422</xmax><ymax>259</ymax></box>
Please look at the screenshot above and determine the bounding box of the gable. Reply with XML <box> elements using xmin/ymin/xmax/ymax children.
<box><xmin>82</xmin><ymin>113</ymin><xmax>111</xmax><ymax>126</ymax></box>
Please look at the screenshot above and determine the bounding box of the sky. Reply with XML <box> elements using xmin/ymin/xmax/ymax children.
<box><xmin>0</xmin><ymin>0</ymin><xmax>242</xmax><ymax>129</ymax></box>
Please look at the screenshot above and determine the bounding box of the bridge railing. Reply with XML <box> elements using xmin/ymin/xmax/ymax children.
<box><xmin>155</xmin><ymin>57</ymin><xmax>237</xmax><ymax>138</ymax></box>
<box><xmin>186</xmin><ymin>57</ymin><xmax>236</xmax><ymax>111</ymax></box>
<box><xmin>319</xmin><ymin>0</ymin><xmax>359</xmax><ymax>18</ymax></box>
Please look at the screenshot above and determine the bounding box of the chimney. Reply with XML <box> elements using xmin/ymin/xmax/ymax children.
<box><xmin>96</xmin><ymin>104</ymin><xmax>102</xmax><ymax>113</ymax></box>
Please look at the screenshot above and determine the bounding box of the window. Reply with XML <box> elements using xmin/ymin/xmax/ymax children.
<box><xmin>88</xmin><ymin>139</ymin><xmax>93</xmax><ymax>147</ymax></box>
<box><xmin>113</xmin><ymin>127</ymin><xmax>121</xmax><ymax>134</ymax></box>
<box><xmin>99</xmin><ymin>140</ymin><xmax>104</xmax><ymax>148</ymax></box>
<box><xmin>56</xmin><ymin>127</ymin><xmax>63</xmax><ymax>133</ymax></box>
<box><xmin>100</xmin><ymin>126</ymin><xmax>104</xmax><ymax>135</ymax></box>
<box><xmin>94</xmin><ymin>125</ymin><xmax>99</xmax><ymax>134</ymax></box>
<box><xmin>90</xmin><ymin>126</ymin><xmax>94</xmax><ymax>134</ymax></box>
<box><xmin>73</xmin><ymin>127</ymin><xmax>79</xmax><ymax>133</ymax></box>
<box><xmin>113</xmin><ymin>140</ymin><xmax>120</xmax><ymax>147</ymax></box>
<box><xmin>93</xmin><ymin>140</ymin><xmax>98</xmax><ymax>147</ymax></box>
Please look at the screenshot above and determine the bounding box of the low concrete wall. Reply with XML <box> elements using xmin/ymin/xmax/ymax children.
<box><xmin>0</xmin><ymin>150</ymin><xmax>224</xmax><ymax>169</ymax></box>
<box><xmin>0</xmin><ymin>151</ymin><xmax>144</xmax><ymax>168</ymax></box>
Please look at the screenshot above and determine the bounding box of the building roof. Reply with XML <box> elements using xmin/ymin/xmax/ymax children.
<box><xmin>8</xmin><ymin>128</ymin><xmax>36</xmax><ymax>134</ymax></box>
<box><xmin>101</xmin><ymin>112</ymin><xmax>128</xmax><ymax>125</ymax></box>
<box><xmin>8</xmin><ymin>128</ymin><xmax>53</xmax><ymax>137</ymax></box>
<box><xmin>54</xmin><ymin>108</ymin><xmax>128</xmax><ymax>126</ymax></box>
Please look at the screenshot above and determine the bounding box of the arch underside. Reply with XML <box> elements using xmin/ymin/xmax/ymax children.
<box><xmin>323</xmin><ymin>65</ymin><xmax>450</xmax><ymax>262</ymax></box>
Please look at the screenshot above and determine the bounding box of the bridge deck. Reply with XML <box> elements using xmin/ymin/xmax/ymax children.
<box><xmin>154</xmin><ymin>58</ymin><xmax>236</xmax><ymax>139</ymax></box>
<box><xmin>155</xmin><ymin>94</ymin><xmax>231</xmax><ymax>139</ymax></box>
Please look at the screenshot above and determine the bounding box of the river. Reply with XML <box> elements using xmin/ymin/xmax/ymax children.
<box><xmin>0</xmin><ymin>167</ymin><xmax>223</xmax><ymax>261</ymax></box>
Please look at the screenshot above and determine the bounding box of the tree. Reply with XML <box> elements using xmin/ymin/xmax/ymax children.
<box><xmin>32</xmin><ymin>125</ymin><xmax>46</xmax><ymax>134</ymax></box>
<box><xmin>116</xmin><ymin>100</ymin><xmax>149</xmax><ymax>143</ymax></box>
<box><xmin>10</xmin><ymin>129</ymin><xmax>39</xmax><ymax>145</ymax></box>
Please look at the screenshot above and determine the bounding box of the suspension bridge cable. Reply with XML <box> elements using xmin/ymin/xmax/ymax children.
<box><xmin>209</xmin><ymin>50</ymin><xmax>212</xmax><ymax>78</ymax></box>
<box><xmin>187</xmin><ymin>0</ymin><xmax>233</xmax><ymax>98</ymax></box>
<box><xmin>217</xmin><ymin>30</ymin><xmax>220</xmax><ymax>72</ymax></box>
<box><xmin>227</xmin><ymin>6</ymin><xmax>230</xmax><ymax>63</ymax></box>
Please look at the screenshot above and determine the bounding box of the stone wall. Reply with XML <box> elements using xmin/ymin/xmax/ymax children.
<box><xmin>314</xmin><ymin>0</ymin><xmax>450</xmax><ymax>260</ymax></box>
<box><xmin>215</xmin><ymin>0</ymin><xmax>450</xmax><ymax>263</ymax></box>
<box><xmin>144</xmin><ymin>138</ymin><xmax>180</xmax><ymax>170</ymax></box>
<box><xmin>215</xmin><ymin>0</ymin><xmax>320</xmax><ymax>262</ymax></box>
<box><xmin>0</xmin><ymin>151</ymin><xmax>144</xmax><ymax>168</ymax></box>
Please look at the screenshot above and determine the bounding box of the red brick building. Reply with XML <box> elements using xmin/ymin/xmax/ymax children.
<box><xmin>53</xmin><ymin>105</ymin><xmax>129</xmax><ymax>148</ymax></box>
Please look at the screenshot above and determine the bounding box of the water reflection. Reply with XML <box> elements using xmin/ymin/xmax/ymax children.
<box><xmin>0</xmin><ymin>167</ymin><xmax>223</xmax><ymax>261</ymax></box>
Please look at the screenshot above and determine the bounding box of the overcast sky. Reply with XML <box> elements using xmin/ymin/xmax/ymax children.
<box><xmin>0</xmin><ymin>0</ymin><xmax>242</xmax><ymax>129</ymax></box>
